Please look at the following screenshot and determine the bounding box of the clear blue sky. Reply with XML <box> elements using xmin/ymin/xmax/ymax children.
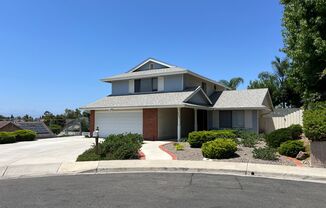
<box><xmin>0</xmin><ymin>0</ymin><xmax>284</xmax><ymax>117</ymax></box>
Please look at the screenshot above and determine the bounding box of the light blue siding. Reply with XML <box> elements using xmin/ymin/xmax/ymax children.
<box><xmin>111</xmin><ymin>80</ymin><xmax>129</xmax><ymax>95</ymax></box>
<box><xmin>164</xmin><ymin>75</ymin><xmax>183</xmax><ymax>92</ymax></box>
<box><xmin>137</xmin><ymin>61</ymin><xmax>167</xmax><ymax>71</ymax></box>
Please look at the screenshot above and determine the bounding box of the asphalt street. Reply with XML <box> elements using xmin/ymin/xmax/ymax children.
<box><xmin>0</xmin><ymin>173</ymin><xmax>326</xmax><ymax>208</ymax></box>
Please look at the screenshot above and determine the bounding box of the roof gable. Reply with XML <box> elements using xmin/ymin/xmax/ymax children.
<box><xmin>184</xmin><ymin>87</ymin><xmax>212</xmax><ymax>105</ymax></box>
<box><xmin>129</xmin><ymin>58</ymin><xmax>174</xmax><ymax>72</ymax></box>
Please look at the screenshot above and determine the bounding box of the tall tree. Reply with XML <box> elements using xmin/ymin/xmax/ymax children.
<box><xmin>271</xmin><ymin>56</ymin><xmax>289</xmax><ymax>108</ymax></box>
<box><xmin>219</xmin><ymin>77</ymin><xmax>244</xmax><ymax>90</ymax></box>
<box><xmin>281</xmin><ymin>0</ymin><xmax>326</xmax><ymax>104</ymax></box>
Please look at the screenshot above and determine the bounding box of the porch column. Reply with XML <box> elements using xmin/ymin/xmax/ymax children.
<box><xmin>177</xmin><ymin>107</ymin><xmax>181</xmax><ymax>142</ymax></box>
<box><xmin>194</xmin><ymin>109</ymin><xmax>198</xmax><ymax>131</ymax></box>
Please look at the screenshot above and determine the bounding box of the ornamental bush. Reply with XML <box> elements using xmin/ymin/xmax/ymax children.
<box><xmin>103</xmin><ymin>133</ymin><xmax>142</xmax><ymax>160</ymax></box>
<box><xmin>201</xmin><ymin>138</ymin><xmax>237</xmax><ymax>159</ymax></box>
<box><xmin>288</xmin><ymin>124</ymin><xmax>303</xmax><ymax>140</ymax></box>
<box><xmin>188</xmin><ymin>130</ymin><xmax>236</xmax><ymax>148</ymax></box>
<box><xmin>252</xmin><ymin>147</ymin><xmax>278</xmax><ymax>161</ymax></box>
<box><xmin>0</xmin><ymin>132</ymin><xmax>16</xmax><ymax>144</ymax></box>
<box><xmin>265</xmin><ymin>128</ymin><xmax>293</xmax><ymax>148</ymax></box>
<box><xmin>14</xmin><ymin>130</ymin><xmax>36</xmax><ymax>141</ymax></box>
<box><xmin>278</xmin><ymin>140</ymin><xmax>305</xmax><ymax>157</ymax></box>
<box><xmin>303</xmin><ymin>102</ymin><xmax>326</xmax><ymax>141</ymax></box>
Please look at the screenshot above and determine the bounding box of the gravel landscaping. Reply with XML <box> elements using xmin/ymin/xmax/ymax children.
<box><xmin>163</xmin><ymin>141</ymin><xmax>304</xmax><ymax>166</ymax></box>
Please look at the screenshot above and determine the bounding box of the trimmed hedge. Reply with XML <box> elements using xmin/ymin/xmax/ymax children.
<box><xmin>303</xmin><ymin>102</ymin><xmax>326</xmax><ymax>141</ymax></box>
<box><xmin>288</xmin><ymin>124</ymin><xmax>303</xmax><ymax>140</ymax></box>
<box><xmin>0</xmin><ymin>132</ymin><xmax>16</xmax><ymax>144</ymax></box>
<box><xmin>188</xmin><ymin>130</ymin><xmax>236</xmax><ymax>148</ymax></box>
<box><xmin>14</xmin><ymin>130</ymin><xmax>36</xmax><ymax>141</ymax></box>
<box><xmin>265</xmin><ymin>128</ymin><xmax>293</xmax><ymax>148</ymax></box>
<box><xmin>278</xmin><ymin>140</ymin><xmax>305</xmax><ymax>157</ymax></box>
<box><xmin>201</xmin><ymin>138</ymin><xmax>237</xmax><ymax>159</ymax></box>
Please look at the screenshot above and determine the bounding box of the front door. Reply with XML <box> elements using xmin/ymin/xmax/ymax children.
<box><xmin>197</xmin><ymin>110</ymin><xmax>207</xmax><ymax>131</ymax></box>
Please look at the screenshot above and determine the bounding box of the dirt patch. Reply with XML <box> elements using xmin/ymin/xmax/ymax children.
<box><xmin>163</xmin><ymin>141</ymin><xmax>304</xmax><ymax>166</ymax></box>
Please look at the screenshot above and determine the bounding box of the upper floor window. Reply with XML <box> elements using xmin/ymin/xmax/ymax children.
<box><xmin>202</xmin><ymin>82</ymin><xmax>207</xmax><ymax>93</ymax></box>
<box><xmin>149</xmin><ymin>63</ymin><xmax>154</xmax><ymax>69</ymax></box>
<box><xmin>152</xmin><ymin>77</ymin><xmax>158</xmax><ymax>91</ymax></box>
<box><xmin>134</xmin><ymin>79</ymin><xmax>141</xmax><ymax>93</ymax></box>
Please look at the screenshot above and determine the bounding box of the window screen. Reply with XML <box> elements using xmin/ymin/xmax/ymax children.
<box><xmin>152</xmin><ymin>78</ymin><xmax>158</xmax><ymax>91</ymax></box>
<box><xmin>134</xmin><ymin>79</ymin><xmax>141</xmax><ymax>92</ymax></box>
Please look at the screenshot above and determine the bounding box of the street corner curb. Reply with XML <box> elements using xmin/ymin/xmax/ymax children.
<box><xmin>58</xmin><ymin>161</ymin><xmax>99</xmax><ymax>174</ymax></box>
<box><xmin>159</xmin><ymin>143</ymin><xmax>177</xmax><ymax>160</ymax></box>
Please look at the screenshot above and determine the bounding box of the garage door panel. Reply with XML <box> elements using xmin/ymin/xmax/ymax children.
<box><xmin>95</xmin><ymin>111</ymin><xmax>143</xmax><ymax>137</ymax></box>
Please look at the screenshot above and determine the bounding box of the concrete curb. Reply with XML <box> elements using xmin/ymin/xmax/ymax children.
<box><xmin>1</xmin><ymin>160</ymin><xmax>326</xmax><ymax>183</ymax></box>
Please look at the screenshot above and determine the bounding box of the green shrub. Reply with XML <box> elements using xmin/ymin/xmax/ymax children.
<box><xmin>238</xmin><ymin>130</ymin><xmax>260</xmax><ymax>147</ymax></box>
<box><xmin>174</xmin><ymin>143</ymin><xmax>184</xmax><ymax>151</ymax></box>
<box><xmin>303</xmin><ymin>102</ymin><xmax>326</xmax><ymax>141</ymax></box>
<box><xmin>201</xmin><ymin>138</ymin><xmax>237</xmax><ymax>159</ymax></box>
<box><xmin>252</xmin><ymin>147</ymin><xmax>277</xmax><ymax>160</ymax></box>
<box><xmin>14</xmin><ymin>130</ymin><xmax>36</xmax><ymax>141</ymax></box>
<box><xmin>0</xmin><ymin>132</ymin><xmax>16</xmax><ymax>144</ymax></box>
<box><xmin>188</xmin><ymin>130</ymin><xmax>236</xmax><ymax>148</ymax></box>
<box><xmin>288</xmin><ymin>124</ymin><xmax>303</xmax><ymax>140</ymax></box>
<box><xmin>103</xmin><ymin>133</ymin><xmax>142</xmax><ymax>160</ymax></box>
<box><xmin>77</xmin><ymin>133</ymin><xmax>143</xmax><ymax>161</ymax></box>
<box><xmin>76</xmin><ymin>146</ymin><xmax>104</xmax><ymax>161</ymax></box>
<box><xmin>278</xmin><ymin>140</ymin><xmax>305</xmax><ymax>157</ymax></box>
<box><xmin>50</xmin><ymin>124</ymin><xmax>62</xmax><ymax>135</ymax></box>
<box><xmin>265</xmin><ymin>128</ymin><xmax>293</xmax><ymax>148</ymax></box>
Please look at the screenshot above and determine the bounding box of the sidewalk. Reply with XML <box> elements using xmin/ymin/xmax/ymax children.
<box><xmin>1</xmin><ymin>160</ymin><xmax>326</xmax><ymax>183</ymax></box>
<box><xmin>141</xmin><ymin>141</ymin><xmax>172</xmax><ymax>160</ymax></box>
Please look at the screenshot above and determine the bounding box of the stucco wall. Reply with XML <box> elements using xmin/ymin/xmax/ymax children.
<box><xmin>158</xmin><ymin>108</ymin><xmax>177</xmax><ymax>140</ymax></box>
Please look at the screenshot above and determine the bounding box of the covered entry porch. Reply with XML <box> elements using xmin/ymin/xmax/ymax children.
<box><xmin>144</xmin><ymin>107</ymin><xmax>209</xmax><ymax>141</ymax></box>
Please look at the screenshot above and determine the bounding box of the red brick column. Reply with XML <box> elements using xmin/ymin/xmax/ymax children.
<box><xmin>89</xmin><ymin>110</ymin><xmax>95</xmax><ymax>137</ymax></box>
<box><xmin>143</xmin><ymin>109</ymin><xmax>158</xmax><ymax>141</ymax></box>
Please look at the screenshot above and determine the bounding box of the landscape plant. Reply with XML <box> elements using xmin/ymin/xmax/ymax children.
<box><xmin>252</xmin><ymin>147</ymin><xmax>278</xmax><ymax>161</ymax></box>
<box><xmin>188</xmin><ymin>130</ymin><xmax>236</xmax><ymax>148</ymax></box>
<box><xmin>0</xmin><ymin>132</ymin><xmax>16</xmax><ymax>144</ymax></box>
<box><xmin>14</xmin><ymin>130</ymin><xmax>37</xmax><ymax>141</ymax></box>
<box><xmin>278</xmin><ymin>140</ymin><xmax>305</xmax><ymax>158</ymax></box>
<box><xmin>201</xmin><ymin>138</ymin><xmax>237</xmax><ymax>159</ymax></box>
<box><xmin>265</xmin><ymin>128</ymin><xmax>293</xmax><ymax>148</ymax></box>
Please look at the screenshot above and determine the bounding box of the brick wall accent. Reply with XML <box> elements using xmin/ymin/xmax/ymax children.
<box><xmin>89</xmin><ymin>110</ymin><xmax>95</xmax><ymax>137</ymax></box>
<box><xmin>143</xmin><ymin>109</ymin><xmax>158</xmax><ymax>141</ymax></box>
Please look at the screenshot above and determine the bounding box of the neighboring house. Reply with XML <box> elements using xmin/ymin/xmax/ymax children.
<box><xmin>81</xmin><ymin>58</ymin><xmax>273</xmax><ymax>140</ymax></box>
<box><xmin>0</xmin><ymin>121</ymin><xmax>22</xmax><ymax>132</ymax></box>
<box><xmin>16</xmin><ymin>121</ymin><xmax>55</xmax><ymax>138</ymax></box>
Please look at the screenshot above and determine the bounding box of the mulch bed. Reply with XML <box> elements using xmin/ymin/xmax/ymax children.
<box><xmin>163</xmin><ymin>141</ymin><xmax>302</xmax><ymax>166</ymax></box>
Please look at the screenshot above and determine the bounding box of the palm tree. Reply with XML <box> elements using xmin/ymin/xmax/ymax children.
<box><xmin>271</xmin><ymin>56</ymin><xmax>290</xmax><ymax>108</ymax></box>
<box><xmin>219</xmin><ymin>77</ymin><xmax>244</xmax><ymax>90</ymax></box>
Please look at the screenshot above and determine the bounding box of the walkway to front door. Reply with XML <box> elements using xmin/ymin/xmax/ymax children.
<box><xmin>141</xmin><ymin>141</ymin><xmax>173</xmax><ymax>160</ymax></box>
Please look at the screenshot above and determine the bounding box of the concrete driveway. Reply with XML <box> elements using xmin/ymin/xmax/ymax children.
<box><xmin>0</xmin><ymin>136</ymin><xmax>95</xmax><ymax>166</ymax></box>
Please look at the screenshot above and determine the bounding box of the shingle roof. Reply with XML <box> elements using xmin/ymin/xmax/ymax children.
<box><xmin>0</xmin><ymin>121</ymin><xmax>11</xmax><ymax>129</ymax></box>
<box><xmin>101</xmin><ymin>67</ymin><xmax>187</xmax><ymax>82</ymax></box>
<box><xmin>80</xmin><ymin>89</ymin><xmax>203</xmax><ymax>110</ymax></box>
<box><xmin>16</xmin><ymin>121</ymin><xmax>54</xmax><ymax>136</ymax></box>
<box><xmin>213</xmin><ymin>88</ymin><xmax>272</xmax><ymax>110</ymax></box>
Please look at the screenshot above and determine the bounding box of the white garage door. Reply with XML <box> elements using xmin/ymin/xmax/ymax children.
<box><xmin>95</xmin><ymin>110</ymin><xmax>143</xmax><ymax>138</ymax></box>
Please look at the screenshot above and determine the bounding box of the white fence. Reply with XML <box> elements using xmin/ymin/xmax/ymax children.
<box><xmin>260</xmin><ymin>108</ymin><xmax>303</xmax><ymax>134</ymax></box>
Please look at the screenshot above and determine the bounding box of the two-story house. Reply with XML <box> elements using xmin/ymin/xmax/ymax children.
<box><xmin>81</xmin><ymin>58</ymin><xmax>273</xmax><ymax>140</ymax></box>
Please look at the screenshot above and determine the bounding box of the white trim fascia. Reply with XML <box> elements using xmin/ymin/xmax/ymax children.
<box><xmin>100</xmin><ymin>70</ymin><xmax>185</xmax><ymax>82</ymax></box>
<box><xmin>128</xmin><ymin>58</ymin><xmax>175</xmax><ymax>72</ymax></box>
<box><xmin>183</xmin><ymin>86</ymin><xmax>213</xmax><ymax>105</ymax></box>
